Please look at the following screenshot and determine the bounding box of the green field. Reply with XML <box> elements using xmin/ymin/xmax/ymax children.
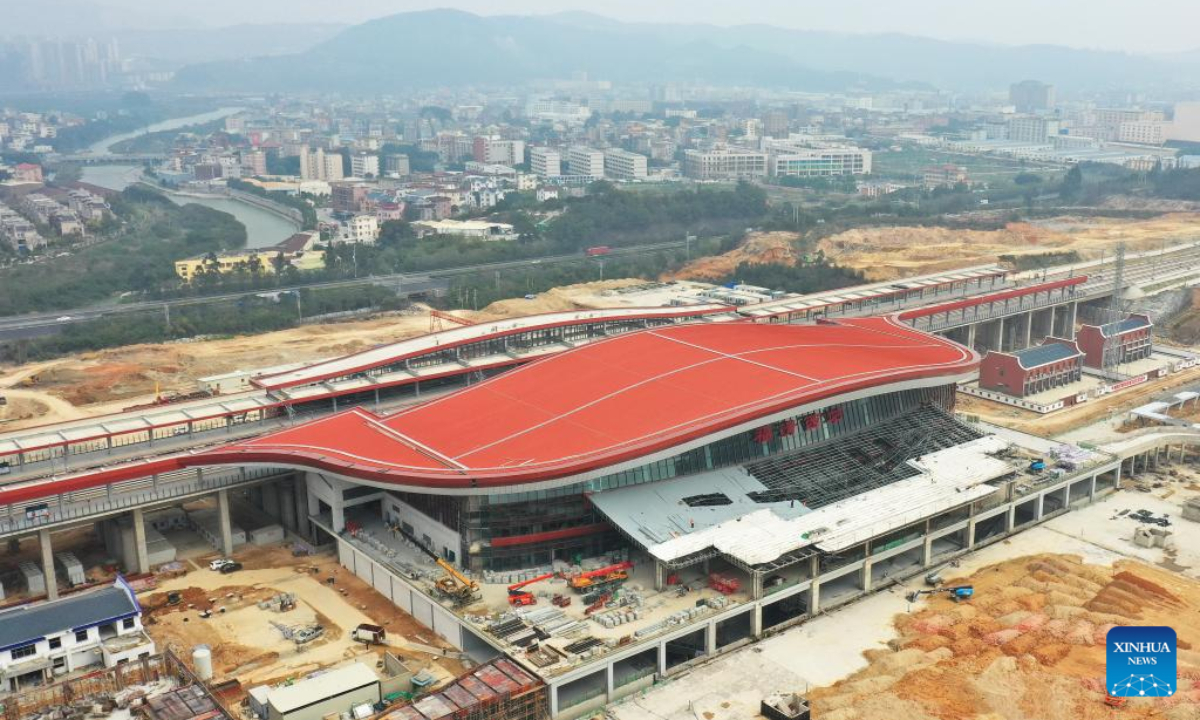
<box><xmin>872</xmin><ymin>146</ymin><xmax>1063</xmax><ymax>185</ymax></box>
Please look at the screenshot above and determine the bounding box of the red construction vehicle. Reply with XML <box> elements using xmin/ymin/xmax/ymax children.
<box><xmin>585</xmin><ymin>246</ymin><xmax>612</xmax><ymax>257</ymax></box>
<box><xmin>708</xmin><ymin>573</ymin><xmax>741</xmax><ymax>595</ymax></box>
<box><xmin>507</xmin><ymin>572</ymin><xmax>556</xmax><ymax>607</ymax></box>
<box><xmin>584</xmin><ymin>593</ymin><xmax>611</xmax><ymax>615</ymax></box>
<box><xmin>1104</xmin><ymin>695</ymin><xmax>1127</xmax><ymax>709</ymax></box>
<box><xmin>569</xmin><ymin>561</ymin><xmax>634</xmax><ymax>593</ymax></box>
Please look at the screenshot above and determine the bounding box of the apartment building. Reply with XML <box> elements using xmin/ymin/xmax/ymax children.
<box><xmin>298</xmin><ymin>146</ymin><xmax>344</xmax><ymax>182</ymax></box>
<box><xmin>350</xmin><ymin>153</ymin><xmax>380</xmax><ymax>178</ymax></box>
<box><xmin>567</xmin><ymin>146</ymin><xmax>605</xmax><ymax>177</ymax></box>
<box><xmin>0</xmin><ymin>579</ymin><xmax>154</xmax><ymax>692</ymax></box>
<box><xmin>472</xmin><ymin>137</ymin><xmax>526</xmax><ymax>166</ymax></box>
<box><xmin>347</xmin><ymin>214</ymin><xmax>380</xmax><ymax>244</ymax></box>
<box><xmin>383</xmin><ymin>154</ymin><xmax>410</xmax><ymax>177</ymax></box>
<box><xmin>530</xmin><ymin>147</ymin><xmax>562</xmax><ymax>177</ymax></box>
<box><xmin>603</xmin><ymin>148</ymin><xmax>648</xmax><ymax>180</ymax></box>
<box><xmin>683</xmin><ymin>148</ymin><xmax>769</xmax><ymax>180</ymax></box>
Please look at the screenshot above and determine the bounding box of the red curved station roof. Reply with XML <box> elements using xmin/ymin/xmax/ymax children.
<box><xmin>185</xmin><ymin>317</ymin><xmax>978</xmax><ymax>491</ymax></box>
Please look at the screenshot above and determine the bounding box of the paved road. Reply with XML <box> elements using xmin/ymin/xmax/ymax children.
<box><xmin>0</xmin><ymin>241</ymin><xmax>685</xmax><ymax>341</ymax></box>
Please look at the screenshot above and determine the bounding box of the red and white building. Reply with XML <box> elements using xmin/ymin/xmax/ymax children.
<box><xmin>1076</xmin><ymin>313</ymin><xmax>1153</xmax><ymax>369</ymax></box>
<box><xmin>979</xmin><ymin>339</ymin><xmax>1084</xmax><ymax>398</ymax></box>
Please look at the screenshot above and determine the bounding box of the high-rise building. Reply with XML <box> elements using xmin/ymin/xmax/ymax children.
<box><xmin>384</xmin><ymin>154</ymin><xmax>411</xmax><ymax>176</ymax></box>
<box><xmin>603</xmin><ymin>148</ymin><xmax>648</xmax><ymax>181</ymax></box>
<box><xmin>567</xmin><ymin>147</ymin><xmax>605</xmax><ymax>177</ymax></box>
<box><xmin>299</xmin><ymin>146</ymin><xmax>345</xmax><ymax>181</ymax></box>
<box><xmin>1009</xmin><ymin>80</ymin><xmax>1056</xmax><ymax>113</ymax></box>
<box><xmin>530</xmin><ymin>147</ymin><xmax>561</xmax><ymax>177</ymax></box>
<box><xmin>350</xmin><ymin>153</ymin><xmax>379</xmax><ymax>178</ymax></box>
<box><xmin>472</xmin><ymin>137</ymin><xmax>526</xmax><ymax>166</ymax></box>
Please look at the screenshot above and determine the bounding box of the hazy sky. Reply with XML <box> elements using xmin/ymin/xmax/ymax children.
<box><xmin>97</xmin><ymin>0</ymin><xmax>1200</xmax><ymax>54</ymax></box>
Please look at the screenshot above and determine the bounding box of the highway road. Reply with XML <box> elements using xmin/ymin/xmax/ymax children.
<box><xmin>0</xmin><ymin>241</ymin><xmax>686</xmax><ymax>342</ymax></box>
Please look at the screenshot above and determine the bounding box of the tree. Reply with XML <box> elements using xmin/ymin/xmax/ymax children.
<box><xmin>1060</xmin><ymin>165</ymin><xmax>1084</xmax><ymax>200</ymax></box>
<box><xmin>1014</xmin><ymin>172</ymin><xmax>1042</xmax><ymax>186</ymax></box>
<box><xmin>378</xmin><ymin>220</ymin><xmax>415</xmax><ymax>248</ymax></box>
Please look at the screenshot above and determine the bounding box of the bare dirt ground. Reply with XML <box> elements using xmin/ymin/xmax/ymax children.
<box><xmin>809</xmin><ymin>554</ymin><xmax>1200</xmax><ymax>720</ymax></box>
<box><xmin>140</xmin><ymin>545</ymin><xmax>465</xmax><ymax>699</ymax></box>
<box><xmin>819</xmin><ymin>214</ymin><xmax>1200</xmax><ymax>281</ymax></box>
<box><xmin>0</xmin><ymin>280</ymin><xmax>641</xmax><ymax>430</ymax></box>
<box><xmin>957</xmin><ymin>363</ymin><xmax>1200</xmax><ymax>437</ymax></box>
<box><xmin>669</xmin><ymin>231</ymin><xmax>800</xmax><ymax>281</ymax></box>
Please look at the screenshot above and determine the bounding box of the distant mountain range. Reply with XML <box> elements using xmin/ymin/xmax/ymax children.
<box><xmin>167</xmin><ymin>10</ymin><xmax>1198</xmax><ymax>94</ymax></box>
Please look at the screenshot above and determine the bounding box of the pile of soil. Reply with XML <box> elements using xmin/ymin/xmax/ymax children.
<box><xmin>809</xmin><ymin>555</ymin><xmax>1200</xmax><ymax>720</ymax></box>
<box><xmin>669</xmin><ymin>231</ymin><xmax>801</xmax><ymax>281</ymax></box>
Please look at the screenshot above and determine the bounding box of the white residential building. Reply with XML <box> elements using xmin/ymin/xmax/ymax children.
<box><xmin>473</xmin><ymin>137</ymin><xmax>525</xmax><ymax>166</ymax></box>
<box><xmin>568</xmin><ymin>146</ymin><xmax>605</xmax><ymax>177</ymax></box>
<box><xmin>603</xmin><ymin>148</ymin><xmax>648</xmax><ymax>181</ymax></box>
<box><xmin>0</xmin><ymin>579</ymin><xmax>154</xmax><ymax>692</ymax></box>
<box><xmin>350</xmin><ymin>153</ymin><xmax>380</xmax><ymax>178</ymax></box>
<box><xmin>346</xmin><ymin>214</ymin><xmax>379</xmax><ymax>244</ymax></box>
<box><xmin>530</xmin><ymin>147</ymin><xmax>562</xmax><ymax>178</ymax></box>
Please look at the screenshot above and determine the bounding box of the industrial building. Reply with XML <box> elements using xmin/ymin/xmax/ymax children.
<box><xmin>682</xmin><ymin>148</ymin><xmax>769</xmax><ymax>180</ymax></box>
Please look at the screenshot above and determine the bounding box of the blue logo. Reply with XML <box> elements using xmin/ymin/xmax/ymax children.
<box><xmin>1107</xmin><ymin>626</ymin><xmax>1176</xmax><ymax>697</ymax></box>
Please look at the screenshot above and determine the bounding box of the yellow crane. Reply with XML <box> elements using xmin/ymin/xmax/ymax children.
<box><xmin>399</xmin><ymin>526</ymin><xmax>479</xmax><ymax>605</ymax></box>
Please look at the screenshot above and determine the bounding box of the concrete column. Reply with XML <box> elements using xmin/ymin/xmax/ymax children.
<box><xmin>217</xmin><ymin>489</ymin><xmax>234</xmax><ymax>556</ymax></box>
<box><xmin>654</xmin><ymin>561</ymin><xmax>665</xmax><ymax>591</ymax></box>
<box><xmin>1068</xmin><ymin>302</ymin><xmax>1078</xmax><ymax>338</ymax></box>
<box><xmin>1021</xmin><ymin>312</ymin><xmax>1033</xmax><ymax>349</ymax></box>
<box><xmin>549</xmin><ymin>685</ymin><xmax>559</xmax><ymax>718</ymax></box>
<box><xmin>809</xmin><ymin>579</ymin><xmax>821</xmax><ymax>616</ymax></box>
<box><xmin>705</xmin><ymin>622</ymin><xmax>717</xmax><ymax>655</ymax></box>
<box><xmin>922</xmin><ymin>535</ymin><xmax>933</xmax><ymax>566</ymax></box>
<box><xmin>1036</xmin><ymin>493</ymin><xmax>1045</xmax><ymax>520</ymax></box>
<box><xmin>278</xmin><ymin>483</ymin><xmax>297</xmax><ymax>531</ymax></box>
<box><xmin>967</xmin><ymin>516</ymin><xmax>978</xmax><ymax>549</ymax></box>
<box><xmin>1089</xmin><ymin>475</ymin><xmax>1097</xmax><ymax>500</ymax></box>
<box><xmin>751</xmin><ymin>604</ymin><xmax>763</xmax><ymax>638</ymax></box>
<box><xmin>751</xmin><ymin>572</ymin><xmax>764</xmax><ymax>600</ymax></box>
<box><xmin>861</xmin><ymin>560</ymin><xmax>873</xmax><ymax>593</ymax></box>
<box><xmin>39</xmin><ymin>528</ymin><xmax>57</xmax><ymax>600</ymax></box>
<box><xmin>998</xmin><ymin>317</ymin><xmax>1007</xmax><ymax>352</ymax></box>
<box><xmin>330</xmin><ymin>488</ymin><xmax>346</xmax><ymax>533</ymax></box>
<box><xmin>132</xmin><ymin>508</ymin><xmax>149</xmax><ymax>574</ymax></box>
<box><xmin>966</xmin><ymin>323</ymin><xmax>977</xmax><ymax>350</ymax></box>
<box><xmin>657</xmin><ymin>642</ymin><xmax>667</xmax><ymax>676</ymax></box>
<box><xmin>294</xmin><ymin>475</ymin><xmax>311</xmax><ymax>539</ymax></box>
<box><xmin>605</xmin><ymin>663</ymin><xmax>615</xmax><ymax>701</ymax></box>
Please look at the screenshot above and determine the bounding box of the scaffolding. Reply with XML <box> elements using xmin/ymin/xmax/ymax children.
<box><xmin>745</xmin><ymin>406</ymin><xmax>985</xmax><ymax>509</ymax></box>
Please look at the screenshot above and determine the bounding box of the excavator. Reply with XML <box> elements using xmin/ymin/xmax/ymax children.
<box><xmin>906</xmin><ymin>585</ymin><xmax>975</xmax><ymax>603</ymax></box>
<box><xmin>569</xmin><ymin>561</ymin><xmax>634</xmax><ymax>593</ymax></box>
<box><xmin>507</xmin><ymin>572</ymin><xmax>556</xmax><ymax>607</ymax></box>
<box><xmin>399</xmin><ymin>527</ymin><xmax>480</xmax><ymax>605</ymax></box>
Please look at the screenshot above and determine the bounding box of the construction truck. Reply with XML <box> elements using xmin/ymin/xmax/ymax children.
<box><xmin>507</xmin><ymin>572</ymin><xmax>555</xmax><ymax>607</ymax></box>
<box><xmin>400</xmin><ymin>527</ymin><xmax>480</xmax><ymax>605</ymax></box>
<box><xmin>569</xmin><ymin>561</ymin><xmax>633</xmax><ymax>593</ymax></box>
<box><xmin>906</xmin><ymin>585</ymin><xmax>974</xmax><ymax>603</ymax></box>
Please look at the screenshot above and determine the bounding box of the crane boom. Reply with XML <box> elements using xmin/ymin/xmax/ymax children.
<box><xmin>507</xmin><ymin>572</ymin><xmax>555</xmax><ymax>595</ymax></box>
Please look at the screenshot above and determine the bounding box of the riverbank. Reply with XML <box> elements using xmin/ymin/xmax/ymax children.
<box><xmin>138</xmin><ymin>181</ymin><xmax>301</xmax><ymax>249</ymax></box>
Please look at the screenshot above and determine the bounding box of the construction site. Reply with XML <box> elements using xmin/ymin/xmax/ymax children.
<box><xmin>4</xmin><ymin>221</ymin><xmax>1200</xmax><ymax>720</ymax></box>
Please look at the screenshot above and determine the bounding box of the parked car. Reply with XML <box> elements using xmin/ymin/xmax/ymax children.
<box><xmin>209</xmin><ymin>558</ymin><xmax>233</xmax><ymax>571</ymax></box>
<box><xmin>219</xmin><ymin>561</ymin><xmax>244</xmax><ymax>574</ymax></box>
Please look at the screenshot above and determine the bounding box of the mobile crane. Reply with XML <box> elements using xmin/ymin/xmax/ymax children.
<box><xmin>399</xmin><ymin>527</ymin><xmax>480</xmax><ymax>605</ymax></box>
<box><xmin>507</xmin><ymin>572</ymin><xmax>556</xmax><ymax>607</ymax></box>
<box><xmin>568</xmin><ymin>561</ymin><xmax>634</xmax><ymax>593</ymax></box>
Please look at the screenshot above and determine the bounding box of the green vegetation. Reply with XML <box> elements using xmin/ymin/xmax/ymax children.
<box><xmin>0</xmin><ymin>186</ymin><xmax>246</xmax><ymax>314</ymax></box>
<box><xmin>108</xmin><ymin>119</ymin><xmax>224</xmax><ymax>155</ymax></box>
<box><xmin>5</xmin><ymin>285</ymin><xmax>407</xmax><ymax>361</ymax></box>
<box><xmin>226</xmin><ymin>178</ymin><xmax>317</xmax><ymax>230</ymax></box>
<box><xmin>710</xmin><ymin>257</ymin><xmax>865</xmax><ymax>293</ymax></box>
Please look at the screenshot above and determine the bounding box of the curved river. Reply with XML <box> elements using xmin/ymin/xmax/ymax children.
<box><xmin>79</xmin><ymin>108</ymin><xmax>299</xmax><ymax>249</ymax></box>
